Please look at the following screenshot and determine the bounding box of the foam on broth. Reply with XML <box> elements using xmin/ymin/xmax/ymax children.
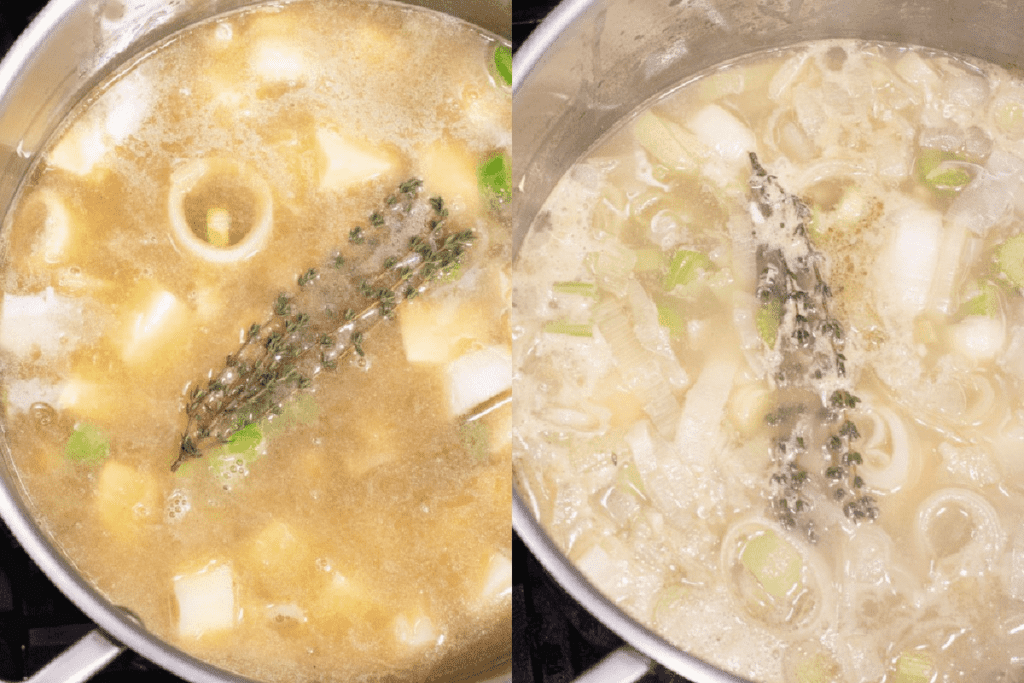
<box><xmin>0</xmin><ymin>1</ymin><xmax>511</xmax><ymax>681</ymax></box>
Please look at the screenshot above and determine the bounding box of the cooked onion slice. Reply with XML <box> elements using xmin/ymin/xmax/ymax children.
<box><xmin>721</xmin><ymin>518</ymin><xmax>834</xmax><ymax>636</ymax></box>
<box><xmin>168</xmin><ymin>158</ymin><xmax>273</xmax><ymax>263</ymax></box>
<box><xmin>916</xmin><ymin>487</ymin><xmax>1004</xmax><ymax>579</ymax></box>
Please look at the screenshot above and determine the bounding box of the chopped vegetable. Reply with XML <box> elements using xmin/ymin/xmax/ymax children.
<box><xmin>316</xmin><ymin>128</ymin><xmax>396</xmax><ymax>191</ymax></box>
<box><xmin>65</xmin><ymin>422</ymin><xmax>110</xmax><ymax>464</ymax></box>
<box><xmin>656</xmin><ymin>302</ymin><xmax>686</xmax><ymax>339</ymax></box>
<box><xmin>589</xmin><ymin>244</ymin><xmax>637</xmax><ymax>297</ymax></box>
<box><xmin>553</xmin><ymin>281</ymin><xmax>599</xmax><ymax>298</ymax></box>
<box><xmin>478</xmin><ymin>153</ymin><xmax>511</xmax><ymax>206</ymax></box>
<box><xmin>173</xmin><ymin>562</ymin><xmax>237</xmax><ymax>638</ymax></box>
<box><xmin>492</xmin><ymin>45</ymin><xmax>512</xmax><ymax>87</ymax></box>
<box><xmin>663</xmin><ymin>249</ymin><xmax>712</xmax><ymax>291</ymax></box>
<box><xmin>997</xmin><ymin>234</ymin><xmax>1024</xmax><ymax>287</ymax></box>
<box><xmin>959</xmin><ymin>282</ymin><xmax>999</xmax><ymax>317</ymax></box>
<box><xmin>445</xmin><ymin>345</ymin><xmax>513</xmax><ymax>417</ymax></box>
<box><xmin>740</xmin><ymin>529</ymin><xmax>802</xmax><ymax>599</ymax></box>
<box><xmin>542</xmin><ymin>320</ymin><xmax>593</xmax><ymax>337</ymax></box>
<box><xmin>206</xmin><ymin>208</ymin><xmax>231</xmax><ymax>247</ymax></box>
<box><xmin>893</xmin><ymin>650</ymin><xmax>933</xmax><ymax>683</ymax></box>
<box><xmin>632</xmin><ymin>110</ymin><xmax>698</xmax><ymax>173</ymax></box>
<box><xmin>394</xmin><ymin>610</ymin><xmax>439</xmax><ymax>648</ymax></box>
<box><xmin>916</xmin><ymin>148</ymin><xmax>972</xmax><ymax>193</ymax></box>
<box><xmin>96</xmin><ymin>460</ymin><xmax>159</xmax><ymax>535</ymax></box>
<box><xmin>756</xmin><ymin>298</ymin><xmax>783</xmax><ymax>347</ymax></box>
<box><xmin>617</xmin><ymin>461</ymin><xmax>646</xmax><ymax>497</ymax></box>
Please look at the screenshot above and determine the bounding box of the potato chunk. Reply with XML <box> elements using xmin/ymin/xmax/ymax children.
<box><xmin>173</xmin><ymin>562</ymin><xmax>237</xmax><ymax>638</ymax></box>
<box><xmin>95</xmin><ymin>460</ymin><xmax>159</xmax><ymax>536</ymax></box>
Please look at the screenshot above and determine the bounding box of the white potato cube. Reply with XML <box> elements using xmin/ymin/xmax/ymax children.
<box><xmin>251</xmin><ymin>39</ymin><xmax>308</xmax><ymax>83</ymax></box>
<box><xmin>478</xmin><ymin>552</ymin><xmax>512</xmax><ymax>606</ymax></box>
<box><xmin>173</xmin><ymin>563</ymin><xmax>237</xmax><ymax>638</ymax></box>
<box><xmin>316</xmin><ymin>129</ymin><xmax>395</xmax><ymax>191</ymax></box>
<box><xmin>96</xmin><ymin>461</ymin><xmax>159</xmax><ymax>536</ymax></box>
<box><xmin>399</xmin><ymin>296</ymin><xmax>489</xmax><ymax>364</ymax></box>
<box><xmin>419</xmin><ymin>141</ymin><xmax>482</xmax><ymax>215</ymax></box>
<box><xmin>445</xmin><ymin>346</ymin><xmax>513</xmax><ymax>417</ymax></box>
<box><xmin>394</xmin><ymin>611</ymin><xmax>440</xmax><ymax>649</ymax></box>
<box><xmin>121</xmin><ymin>289</ymin><xmax>191</xmax><ymax>367</ymax></box>
<box><xmin>688</xmin><ymin>104</ymin><xmax>757</xmax><ymax>186</ymax></box>
<box><xmin>952</xmin><ymin>315</ymin><xmax>1006</xmax><ymax>362</ymax></box>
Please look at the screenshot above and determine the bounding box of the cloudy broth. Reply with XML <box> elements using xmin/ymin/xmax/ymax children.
<box><xmin>514</xmin><ymin>41</ymin><xmax>1024</xmax><ymax>682</ymax></box>
<box><xmin>0</xmin><ymin>1</ymin><xmax>512</xmax><ymax>681</ymax></box>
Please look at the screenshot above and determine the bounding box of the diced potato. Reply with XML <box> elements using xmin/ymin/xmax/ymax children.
<box><xmin>120</xmin><ymin>289</ymin><xmax>192</xmax><ymax>368</ymax></box>
<box><xmin>476</xmin><ymin>552</ymin><xmax>512</xmax><ymax>607</ymax></box>
<box><xmin>316</xmin><ymin>128</ymin><xmax>397</xmax><ymax>191</ymax></box>
<box><xmin>688</xmin><ymin>104</ymin><xmax>757</xmax><ymax>186</ymax></box>
<box><xmin>399</xmin><ymin>296</ymin><xmax>490</xmax><ymax>364</ymax></box>
<box><xmin>23</xmin><ymin>190</ymin><xmax>73</xmax><ymax>266</ymax></box>
<box><xmin>48</xmin><ymin>125</ymin><xmax>108</xmax><ymax>176</ymax></box>
<box><xmin>394</xmin><ymin>610</ymin><xmax>440</xmax><ymax>649</ymax></box>
<box><xmin>173</xmin><ymin>562</ymin><xmax>237</xmax><ymax>638</ymax></box>
<box><xmin>47</xmin><ymin>68</ymin><xmax>150</xmax><ymax>176</ymax></box>
<box><xmin>419</xmin><ymin>140</ymin><xmax>482</xmax><ymax>215</ymax></box>
<box><xmin>95</xmin><ymin>460</ymin><xmax>159</xmax><ymax>535</ymax></box>
<box><xmin>445</xmin><ymin>346</ymin><xmax>513</xmax><ymax>418</ymax></box>
<box><xmin>251</xmin><ymin>39</ymin><xmax>309</xmax><ymax>83</ymax></box>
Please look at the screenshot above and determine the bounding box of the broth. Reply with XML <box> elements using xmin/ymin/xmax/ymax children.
<box><xmin>0</xmin><ymin>1</ymin><xmax>511</xmax><ymax>681</ymax></box>
<box><xmin>514</xmin><ymin>40</ymin><xmax>1024</xmax><ymax>682</ymax></box>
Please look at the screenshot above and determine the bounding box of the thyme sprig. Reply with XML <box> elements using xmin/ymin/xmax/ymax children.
<box><xmin>749</xmin><ymin>154</ymin><xmax>877</xmax><ymax>536</ymax></box>
<box><xmin>173</xmin><ymin>179</ymin><xmax>472</xmax><ymax>471</ymax></box>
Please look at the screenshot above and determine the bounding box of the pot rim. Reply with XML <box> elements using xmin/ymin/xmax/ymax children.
<box><xmin>0</xmin><ymin>1</ymin><xmax>512</xmax><ymax>681</ymax></box>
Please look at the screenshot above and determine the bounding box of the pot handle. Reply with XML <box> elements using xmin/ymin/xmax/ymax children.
<box><xmin>574</xmin><ymin>645</ymin><xmax>653</xmax><ymax>683</ymax></box>
<box><xmin>0</xmin><ymin>628</ymin><xmax>124</xmax><ymax>683</ymax></box>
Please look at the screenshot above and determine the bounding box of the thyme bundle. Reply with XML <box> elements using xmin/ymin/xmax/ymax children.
<box><xmin>748</xmin><ymin>154</ymin><xmax>877</xmax><ymax>539</ymax></box>
<box><xmin>173</xmin><ymin>179</ymin><xmax>473</xmax><ymax>471</ymax></box>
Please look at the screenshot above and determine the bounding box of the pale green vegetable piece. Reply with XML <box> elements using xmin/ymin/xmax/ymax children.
<box><xmin>553</xmin><ymin>281</ymin><xmax>599</xmax><ymax>298</ymax></box>
<box><xmin>65</xmin><ymin>423</ymin><xmax>110</xmax><ymax>465</ymax></box>
<box><xmin>740</xmin><ymin>529</ymin><xmax>802</xmax><ymax>599</ymax></box>
<box><xmin>756</xmin><ymin>298</ymin><xmax>783</xmax><ymax>347</ymax></box>
<box><xmin>492</xmin><ymin>45</ymin><xmax>511</xmax><ymax>87</ymax></box>
<box><xmin>960</xmin><ymin>283</ymin><xmax>999</xmax><ymax>317</ymax></box>
<box><xmin>656</xmin><ymin>303</ymin><xmax>686</xmax><ymax>339</ymax></box>
<box><xmin>617</xmin><ymin>461</ymin><xmax>646</xmax><ymax>497</ymax></box>
<box><xmin>998</xmin><ymin>234</ymin><xmax>1024</xmax><ymax>287</ymax></box>
<box><xmin>543</xmin><ymin>320</ymin><xmax>593</xmax><ymax>338</ymax></box>
<box><xmin>893</xmin><ymin>650</ymin><xmax>933</xmax><ymax>683</ymax></box>
<box><xmin>663</xmin><ymin>250</ymin><xmax>712</xmax><ymax>291</ymax></box>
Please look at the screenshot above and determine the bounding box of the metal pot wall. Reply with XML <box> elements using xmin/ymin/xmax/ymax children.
<box><xmin>0</xmin><ymin>1</ymin><xmax>511</xmax><ymax>681</ymax></box>
<box><xmin>512</xmin><ymin>0</ymin><xmax>1024</xmax><ymax>681</ymax></box>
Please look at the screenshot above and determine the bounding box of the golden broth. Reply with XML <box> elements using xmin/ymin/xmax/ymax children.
<box><xmin>0</xmin><ymin>1</ymin><xmax>511</xmax><ymax>681</ymax></box>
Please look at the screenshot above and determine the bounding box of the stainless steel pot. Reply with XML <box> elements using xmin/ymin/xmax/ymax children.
<box><xmin>512</xmin><ymin>0</ymin><xmax>1024</xmax><ymax>681</ymax></box>
<box><xmin>0</xmin><ymin>1</ymin><xmax>511</xmax><ymax>681</ymax></box>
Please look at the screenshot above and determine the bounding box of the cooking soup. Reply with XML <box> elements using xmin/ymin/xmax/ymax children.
<box><xmin>514</xmin><ymin>40</ymin><xmax>1024</xmax><ymax>682</ymax></box>
<box><xmin>0</xmin><ymin>1</ymin><xmax>511</xmax><ymax>681</ymax></box>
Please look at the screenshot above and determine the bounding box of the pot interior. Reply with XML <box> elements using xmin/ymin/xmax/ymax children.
<box><xmin>512</xmin><ymin>0</ymin><xmax>1024</xmax><ymax>680</ymax></box>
